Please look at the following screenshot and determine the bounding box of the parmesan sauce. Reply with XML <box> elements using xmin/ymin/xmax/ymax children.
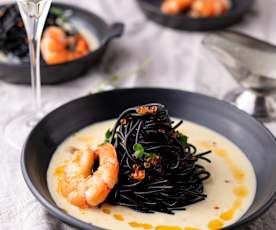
<box><xmin>47</xmin><ymin>119</ymin><xmax>256</xmax><ymax>230</ymax></box>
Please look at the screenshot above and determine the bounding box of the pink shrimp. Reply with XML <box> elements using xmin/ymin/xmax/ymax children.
<box><xmin>189</xmin><ymin>0</ymin><xmax>231</xmax><ymax>18</ymax></box>
<box><xmin>161</xmin><ymin>0</ymin><xmax>193</xmax><ymax>15</ymax></box>
<box><xmin>41</xmin><ymin>26</ymin><xmax>90</xmax><ymax>65</ymax></box>
<box><xmin>57</xmin><ymin>144</ymin><xmax>119</xmax><ymax>209</ymax></box>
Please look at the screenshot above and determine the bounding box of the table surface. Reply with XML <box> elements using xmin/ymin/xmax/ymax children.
<box><xmin>1</xmin><ymin>0</ymin><xmax>276</xmax><ymax>229</ymax></box>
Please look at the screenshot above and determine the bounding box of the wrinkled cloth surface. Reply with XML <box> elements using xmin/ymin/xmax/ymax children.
<box><xmin>1</xmin><ymin>0</ymin><xmax>276</xmax><ymax>229</ymax></box>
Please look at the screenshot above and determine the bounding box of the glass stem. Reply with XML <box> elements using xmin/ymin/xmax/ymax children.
<box><xmin>17</xmin><ymin>0</ymin><xmax>52</xmax><ymax>118</ymax></box>
<box><xmin>29</xmin><ymin>35</ymin><xmax>42</xmax><ymax>114</ymax></box>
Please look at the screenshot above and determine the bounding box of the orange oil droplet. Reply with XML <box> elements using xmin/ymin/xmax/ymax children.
<box><xmin>233</xmin><ymin>186</ymin><xmax>248</xmax><ymax>198</ymax></box>
<box><xmin>220</xmin><ymin>199</ymin><xmax>242</xmax><ymax>221</ymax></box>
<box><xmin>155</xmin><ymin>226</ymin><xmax>182</xmax><ymax>230</ymax></box>
<box><xmin>208</xmin><ymin>219</ymin><xmax>224</xmax><ymax>230</ymax></box>
<box><xmin>113</xmin><ymin>214</ymin><xmax>125</xmax><ymax>221</ymax></box>
<box><xmin>102</xmin><ymin>208</ymin><xmax>111</xmax><ymax>215</ymax></box>
<box><xmin>203</xmin><ymin>143</ymin><xmax>245</xmax><ymax>183</ymax></box>
<box><xmin>214</xmin><ymin>148</ymin><xmax>227</xmax><ymax>157</ymax></box>
<box><xmin>57</xmin><ymin>179</ymin><xmax>62</xmax><ymax>194</ymax></box>
<box><xmin>54</xmin><ymin>165</ymin><xmax>65</xmax><ymax>177</ymax></box>
<box><xmin>184</xmin><ymin>227</ymin><xmax>201</xmax><ymax>230</ymax></box>
<box><xmin>129</xmin><ymin>221</ymin><xmax>153</xmax><ymax>229</ymax></box>
<box><xmin>228</xmin><ymin>161</ymin><xmax>245</xmax><ymax>182</ymax></box>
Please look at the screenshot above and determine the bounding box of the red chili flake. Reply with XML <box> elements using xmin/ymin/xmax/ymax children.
<box><xmin>136</xmin><ymin>105</ymin><xmax>158</xmax><ymax>115</ymax></box>
<box><xmin>120</xmin><ymin>118</ymin><xmax>127</xmax><ymax>125</ymax></box>
<box><xmin>136</xmin><ymin>106</ymin><xmax>147</xmax><ymax>115</ymax></box>
<box><xmin>130</xmin><ymin>164</ymin><xmax>145</xmax><ymax>181</ymax></box>
<box><xmin>150</xmin><ymin>105</ymin><xmax>158</xmax><ymax>114</ymax></box>
<box><xmin>158</xmin><ymin>128</ymin><xmax>165</xmax><ymax>133</ymax></box>
<box><xmin>149</xmin><ymin>155</ymin><xmax>160</xmax><ymax>165</ymax></box>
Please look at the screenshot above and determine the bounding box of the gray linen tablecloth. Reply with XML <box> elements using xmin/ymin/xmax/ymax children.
<box><xmin>1</xmin><ymin>0</ymin><xmax>276</xmax><ymax>229</ymax></box>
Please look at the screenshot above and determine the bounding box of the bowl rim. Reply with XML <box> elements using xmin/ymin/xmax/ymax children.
<box><xmin>21</xmin><ymin>87</ymin><xmax>276</xmax><ymax>230</ymax></box>
<box><xmin>0</xmin><ymin>2</ymin><xmax>116</xmax><ymax>68</ymax></box>
<box><xmin>136</xmin><ymin>0</ymin><xmax>254</xmax><ymax>21</ymax></box>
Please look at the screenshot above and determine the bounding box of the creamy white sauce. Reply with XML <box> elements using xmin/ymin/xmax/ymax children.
<box><xmin>47</xmin><ymin>119</ymin><xmax>256</xmax><ymax>230</ymax></box>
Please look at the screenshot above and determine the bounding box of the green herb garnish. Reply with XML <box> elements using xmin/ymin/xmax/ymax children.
<box><xmin>133</xmin><ymin>143</ymin><xmax>144</xmax><ymax>158</ymax></box>
<box><xmin>50</xmin><ymin>7</ymin><xmax>64</xmax><ymax>17</ymax></box>
<box><xmin>133</xmin><ymin>143</ymin><xmax>157</xmax><ymax>159</ymax></box>
<box><xmin>50</xmin><ymin>7</ymin><xmax>68</xmax><ymax>22</ymax></box>
<box><xmin>179</xmin><ymin>133</ymin><xmax>188</xmax><ymax>147</ymax></box>
<box><xmin>104</xmin><ymin>129</ymin><xmax>112</xmax><ymax>144</ymax></box>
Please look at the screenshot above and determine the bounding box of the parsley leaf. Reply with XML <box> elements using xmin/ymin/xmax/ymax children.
<box><xmin>50</xmin><ymin>7</ymin><xmax>68</xmax><ymax>21</ymax></box>
<box><xmin>133</xmin><ymin>143</ymin><xmax>144</xmax><ymax>158</ymax></box>
<box><xmin>179</xmin><ymin>133</ymin><xmax>188</xmax><ymax>146</ymax></box>
<box><xmin>104</xmin><ymin>129</ymin><xmax>112</xmax><ymax>143</ymax></box>
<box><xmin>133</xmin><ymin>143</ymin><xmax>157</xmax><ymax>159</ymax></box>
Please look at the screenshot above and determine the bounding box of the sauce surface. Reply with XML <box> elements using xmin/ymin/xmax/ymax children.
<box><xmin>47</xmin><ymin>119</ymin><xmax>256</xmax><ymax>230</ymax></box>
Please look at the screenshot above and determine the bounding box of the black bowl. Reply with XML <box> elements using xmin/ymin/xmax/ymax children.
<box><xmin>21</xmin><ymin>88</ymin><xmax>276</xmax><ymax>229</ymax></box>
<box><xmin>137</xmin><ymin>0</ymin><xmax>254</xmax><ymax>31</ymax></box>
<box><xmin>0</xmin><ymin>3</ymin><xmax>124</xmax><ymax>85</ymax></box>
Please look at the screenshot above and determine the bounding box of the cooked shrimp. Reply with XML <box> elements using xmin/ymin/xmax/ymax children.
<box><xmin>189</xmin><ymin>0</ymin><xmax>231</xmax><ymax>17</ymax></box>
<box><xmin>57</xmin><ymin>144</ymin><xmax>119</xmax><ymax>209</ymax></box>
<box><xmin>41</xmin><ymin>26</ymin><xmax>90</xmax><ymax>65</ymax></box>
<box><xmin>161</xmin><ymin>0</ymin><xmax>193</xmax><ymax>15</ymax></box>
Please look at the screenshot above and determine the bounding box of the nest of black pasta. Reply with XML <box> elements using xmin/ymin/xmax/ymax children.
<box><xmin>106</xmin><ymin>103</ymin><xmax>211</xmax><ymax>214</ymax></box>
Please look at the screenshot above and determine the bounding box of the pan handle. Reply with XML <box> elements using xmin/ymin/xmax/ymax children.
<box><xmin>104</xmin><ymin>22</ymin><xmax>124</xmax><ymax>44</ymax></box>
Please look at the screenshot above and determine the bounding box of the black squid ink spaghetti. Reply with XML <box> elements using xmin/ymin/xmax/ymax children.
<box><xmin>106</xmin><ymin>103</ymin><xmax>211</xmax><ymax>214</ymax></box>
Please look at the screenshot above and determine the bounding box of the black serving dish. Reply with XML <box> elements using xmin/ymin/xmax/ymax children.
<box><xmin>137</xmin><ymin>0</ymin><xmax>254</xmax><ymax>31</ymax></box>
<box><xmin>0</xmin><ymin>3</ymin><xmax>124</xmax><ymax>85</ymax></box>
<box><xmin>21</xmin><ymin>88</ymin><xmax>276</xmax><ymax>229</ymax></box>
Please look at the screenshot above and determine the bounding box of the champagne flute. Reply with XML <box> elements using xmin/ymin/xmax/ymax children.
<box><xmin>4</xmin><ymin>0</ymin><xmax>52</xmax><ymax>148</ymax></box>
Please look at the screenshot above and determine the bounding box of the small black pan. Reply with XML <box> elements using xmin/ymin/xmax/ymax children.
<box><xmin>0</xmin><ymin>3</ymin><xmax>124</xmax><ymax>85</ymax></box>
<box><xmin>136</xmin><ymin>0</ymin><xmax>254</xmax><ymax>31</ymax></box>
